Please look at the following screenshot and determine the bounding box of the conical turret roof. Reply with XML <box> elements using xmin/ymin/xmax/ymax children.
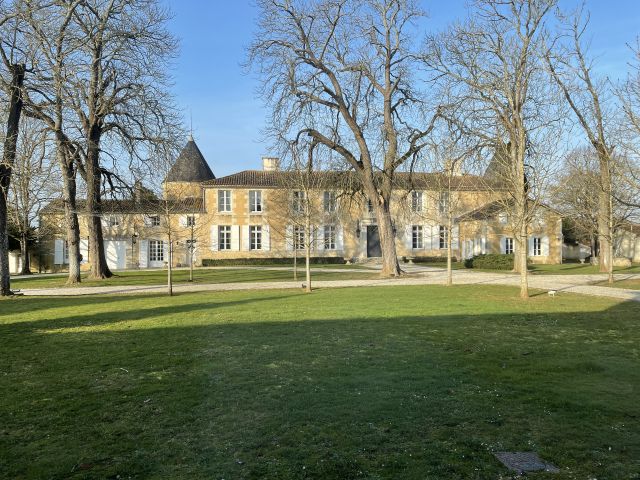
<box><xmin>165</xmin><ymin>136</ymin><xmax>215</xmax><ymax>183</ymax></box>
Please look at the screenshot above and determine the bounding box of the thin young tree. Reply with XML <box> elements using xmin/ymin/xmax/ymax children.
<box><xmin>545</xmin><ymin>6</ymin><xmax>618</xmax><ymax>283</ymax></box>
<box><xmin>8</xmin><ymin>118</ymin><xmax>57</xmax><ymax>274</ymax></box>
<box><xmin>424</xmin><ymin>0</ymin><xmax>559</xmax><ymax>299</ymax></box>
<box><xmin>249</xmin><ymin>0</ymin><xmax>439</xmax><ymax>277</ymax></box>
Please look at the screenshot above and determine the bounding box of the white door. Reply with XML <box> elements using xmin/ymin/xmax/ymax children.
<box><xmin>105</xmin><ymin>240</ymin><xmax>127</xmax><ymax>270</ymax></box>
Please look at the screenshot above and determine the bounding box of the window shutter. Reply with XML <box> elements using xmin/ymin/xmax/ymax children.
<box><xmin>481</xmin><ymin>236</ymin><xmax>487</xmax><ymax>254</ymax></box>
<box><xmin>405</xmin><ymin>225</ymin><xmax>413</xmax><ymax>249</ymax></box>
<box><xmin>143</xmin><ymin>215</ymin><xmax>152</xmax><ymax>227</ymax></box>
<box><xmin>163</xmin><ymin>241</ymin><xmax>169</xmax><ymax>264</ymax></box>
<box><xmin>54</xmin><ymin>239</ymin><xmax>64</xmax><ymax>264</ymax></box>
<box><xmin>336</xmin><ymin>225</ymin><xmax>344</xmax><ymax>251</ymax></box>
<box><xmin>528</xmin><ymin>236</ymin><xmax>534</xmax><ymax>256</ymax></box>
<box><xmin>430</xmin><ymin>225</ymin><xmax>439</xmax><ymax>250</ymax></box>
<box><xmin>542</xmin><ymin>235</ymin><xmax>550</xmax><ymax>256</ymax></box>
<box><xmin>500</xmin><ymin>236</ymin><xmax>506</xmax><ymax>254</ymax></box>
<box><xmin>231</xmin><ymin>225</ymin><xmax>240</xmax><ymax>251</ymax></box>
<box><xmin>139</xmin><ymin>240</ymin><xmax>148</xmax><ymax>268</ymax></box>
<box><xmin>452</xmin><ymin>225</ymin><xmax>459</xmax><ymax>250</ymax></box>
<box><xmin>179</xmin><ymin>215</ymin><xmax>187</xmax><ymax>227</ymax></box>
<box><xmin>285</xmin><ymin>225</ymin><xmax>293</xmax><ymax>251</ymax></box>
<box><xmin>317</xmin><ymin>225</ymin><xmax>324</xmax><ymax>251</ymax></box>
<box><xmin>263</xmin><ymin>225</ymin><xmax>271</xmax><ymax>251</ymax></box>
<box><xmin>80</xmin><ymin>239</ymin><xmax>89</xmax><ymax>264</ymax></box>
<box><xmin>241</xmin><ymin>225</ymin><xmax>250</xmax><ymax>251</ymax></box>
<box><xmin>217</xmin><ymin>191</ymin><xmax>223</xmax><ymax>212</ymax></box>
<box><xmin>210</xmin><ymin>225</ymin><xmax>218</xmax><ymax>251</ymax></box>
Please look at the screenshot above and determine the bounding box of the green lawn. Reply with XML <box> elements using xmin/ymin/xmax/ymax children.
<box><xmin>421</xmin><ymin>261</ymin><xmax>640</xmax><ymax>276</ymax></box>
<box><xmin>1</xmin><ymin>285</ymin><xmax>639</xmax><ymax>479</ymax></box>
<box><xmin>594</xmin><ymin>278</ymin><xmax>640</xmax><ymax>290</ymax></box>
<box><xmin>10</xmin><ymin>266</ymin><xmax>375</xmax><ymax>290</ymax></box>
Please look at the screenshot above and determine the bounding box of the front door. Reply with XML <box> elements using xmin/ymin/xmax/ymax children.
<box><xmin>366</xmin><ymin>226</ymin><xmax>382</xmax><ymax>257</ymax></box>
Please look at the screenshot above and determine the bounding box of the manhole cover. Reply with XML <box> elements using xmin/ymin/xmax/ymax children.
<box><xmin>495</xmin><ymin>451</ymin><xmax>559</xmax><ymax>473</ymax></box>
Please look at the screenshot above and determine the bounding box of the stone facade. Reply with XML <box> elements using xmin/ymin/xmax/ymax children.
<box><xmin>39</xmin><ymin>139</ymin><xmax>565</xmax><ymax>271</ymax></box>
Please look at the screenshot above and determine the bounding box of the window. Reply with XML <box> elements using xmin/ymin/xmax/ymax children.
<box><xmin>293</xmin><ymin>226</ymin><xmax>305</xmax><ymax>249</ymax></box>
<box><xmin>292</xmin><ymin>191</ymin><xmax>305</xmax><ymax>213</ymax></box>
<box><xmin>186</xmin><ymin>215</ymin><xmax>196</xmax><ymax>227</ymax></box>
<box><xmin>250</xmin><ymin>225</ymin><xmax>262</xmax><ymax>250</ymax></box>
<box><xmin>249</xmin><ymin>190</ymin><xmax>262</xmax><ymax>213</ymax></box>
<box><xmin>505</xmin><ymin>237</ymin><xmax>514</xmax><ymax>255</ymax></box>
<box><xmin>218</xmin><ymin>226</ymin><xmax>231</xmax><ymax>250</ymax></box>
<box><xmin>64</xmin><ymin>240</ymin><xmax>69</xmax><ymax>263</ymax></box>
<box><xmin>438</xmin><ymin>191</ymin><xmax>450</xmax><ymax>215</ymax></box>
<box><xmin>107</xmin><ymin>216</ymin><xmax>119</xmax><ymax>227</ymax></box>
<box><xmin>324</xmin><ymin>225</ymin><xmax>336</xmax><ymax>250</ymax></box>
<box><xmin>439</xmin><ymin>226</ymin><xmax>448</xmax><ymax>249</ymax></box>
<box><xmin>218</xmin><ymin>190</ymin><xmax>231</xmax><ymax>212</ymax></box>
<box><xmin>532</xmin><ymin>237</ymin><xmax>542</xmax><ymax>256</ymax></box>
<box><xmin>367</xmin><ymin>199</ymin><xmax>374</xmax><ymax>213</ymax></box>
<box><xmin>498</xmin><ymin>212</ymin><xmax>508</xmax><ymax>225</ymax></box>
<box><xmin>411</xmin><ymin>191</ymin><xmax>423</xmax><ymax>213</ymax></box>
<box><xmin>149</xmin><ymin>240</ymin><xmax>164</xmax><ymax>262</ymax></box>
<box><xmin>412</xmin><ymin>225</ymin><xmax>423</xmax><ymax>249</ymax></box>
<box><xmin>149</xmin><ymin>215</ymin><xmax>160</xmax><ymax>227</ymax></box>
<box><xmin>324</xmin><ymin>191</ymin><xmax>336</xmax><ymax>213</ymax></box>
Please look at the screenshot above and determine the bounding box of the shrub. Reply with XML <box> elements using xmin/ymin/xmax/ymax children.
<box><xmin>464</xmin><ymin>254</ymin><xmax>514</xmax><ymax>270</ymax></box>
<box><xmin>201</xmin><ymin>257</ymin><xmax>346</xmax><ymax>267</ymax></box>
<box><xmin>402</xmin><ymin>255</ymin><xmax>458</xmax><ymax>264</ymax></box>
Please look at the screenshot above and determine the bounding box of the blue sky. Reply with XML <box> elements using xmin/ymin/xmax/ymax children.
<box><xmin>164</xmin><ymin>0</ymin><xmax>640</xmax><ymax>177</ymax></box>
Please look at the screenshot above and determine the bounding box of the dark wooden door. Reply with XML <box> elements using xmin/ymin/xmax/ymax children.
<box><xmin>367</xmin><ymin>226</ymin><xmax>382</xmax><ymax>257</ymax></box>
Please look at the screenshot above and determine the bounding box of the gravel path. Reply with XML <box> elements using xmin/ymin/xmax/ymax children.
<box><xmin>17</xmin><ymin>266</ymin><xmax>640</xmax><ymax>302</ymax></box>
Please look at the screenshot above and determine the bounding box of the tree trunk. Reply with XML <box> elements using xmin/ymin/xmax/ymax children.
<box><xmin>86</xmin><ymin>126</ymin><xmax>112</xmax><ymax>280</ymax></box>
<box><xmin>167</xmin><ymin>239</ymin><xmax>173</xmax><ymax>296</ymax></box>
<box><xmin>305</xmin><ymin>218</ymin><xmax>311</xmax><ymax>293</ymax></box>
<box><xmin>19</xmin><ymin>232</ymin><xmax>31</xmax><ymax>275</ymax></box>
<box><xmin>446</xmin><ymin>217</ymin><xmax>453</xmax><ymax>287</ymax></box>
<box><xmin>61</xmin><ymin>159</ymin><xmax>81</xmax><ymax>284</ymax></box>
<box><xmin>373</xmin><ymin>198</ymin><xmax>401</xmax><ymax>277</ymax></box>
<box><xmin>0</xmin><ymin>64</ymin><xmax>26</xmax><ymax>296</ymax></box>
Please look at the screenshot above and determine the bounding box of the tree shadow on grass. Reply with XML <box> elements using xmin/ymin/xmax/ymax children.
<box><xmin>1</xmin><ymin>297</ymin><xmax>639</xmax><ymax>479</ymax></box>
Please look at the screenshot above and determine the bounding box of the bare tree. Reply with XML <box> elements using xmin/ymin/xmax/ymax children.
<box><xmin>249</xmin><ymin>0</ymin><xmax>439</xmax><ymax>277</ymax></box>
<box><xmin>545</xmin><ymin>6</ymin><xmax>618</xmax><ymax>283</ymax></box>
<box><xmin>0</xmin><ymin>0</ymin><xmax>28</xmax><ymax>295</ymax></box>
<box><xmin>424</xmin><ymin>0</ymin><xmax>558</xmax><ymax>299</ymax></box>
<box><xmin>7</xmin><ymin>118</ymin><xmax>57</xmax><ymax>274</ymax></box>
<box><xmin>65</xmin><ymin>0</ymin><xmax>179</xmax><ymax>280</ymax></box>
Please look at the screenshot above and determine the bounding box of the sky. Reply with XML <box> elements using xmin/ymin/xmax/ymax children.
<box><xmin>163</xmin><ymin>0</ymin><xmax>640</xmax><ymax>177</ymax></box>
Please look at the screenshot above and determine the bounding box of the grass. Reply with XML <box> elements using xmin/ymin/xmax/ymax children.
<box><xmin>422</xmin><ymin>261</ymin><xmax>640</xmax><ymax>276</ymax></box>
<box><xmin>1</xmin><ymin>285</ymin><xmax>639</xmax><ymax>479</ymax></box>
<box><xmin>10</xmin><ymin>266</ymin><xmax>375</xmax><ymax>290</ymax></box>
<box><xmin>594</xmin><ymin>278</ymin><xmax>640</xmax><ymax>290</ymax></box>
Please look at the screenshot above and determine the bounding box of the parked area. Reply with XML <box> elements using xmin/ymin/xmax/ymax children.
<box><xmin>1</xmin><ymin>285</ymin><xmax>638</xmax><ymax>479</ymax></box>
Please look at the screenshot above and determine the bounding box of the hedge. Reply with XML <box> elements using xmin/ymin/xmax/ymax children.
<box><xmin>402</xmin><ymin>256</ymin><xmax>458</xmax><ymax>263</ymax></box>
<box><xmin>201</xmin><ymin>257</ymin><xmax>346</xmax><ymax>267</ymax></box>
<box><xmin>464</xmin><ymin>253</ymin><xmax>514</xmax><ymax>270</ymax></box>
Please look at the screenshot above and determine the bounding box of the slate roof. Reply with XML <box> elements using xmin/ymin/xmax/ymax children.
<box><xmin>41</xmin><ymin>197</ymin><xmax>204</xmax><ymax>215</ymax></box>
<box><xmin>203</xmin><ymin>170</ymin><xmax>502</xmax><ymax>191</ymax></box>
<box><xmin>456</xmin><ymin>200</ymin><xmax>507</xmax><ymax>222</ymax></box>
<box><xmin>165</xmin><ymin>138</ymin><xmax>215</xmax><ymax>183</ymax></box>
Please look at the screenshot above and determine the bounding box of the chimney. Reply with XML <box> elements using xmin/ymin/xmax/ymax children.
<box><xmin>262</xmin><ymin>156</ymin><xmax>280</xmax><ymax>171</ymax></box>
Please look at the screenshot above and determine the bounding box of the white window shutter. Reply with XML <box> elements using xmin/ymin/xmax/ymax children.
<box><xmin>481</xmin><ymin>236</ymin><xmax>487</xmax><ymax>254</ymax></box>
<box><xmin>317</xmin><ymin>225</ymin><xmax>324</xmax><ymax>251</ymax></box>
<box><xmin>336</xmin><ymin>225</ymin><xmax>344</xmax><ymax>251</ymax></box>
<box><xmin>210</xmin><ymin>225</ymin><xmax>218</xmax><ymax>251</ymax></box>
<box><xmin>139</xmin><ymin>240</ymin><xmax>148</xmax><ymax>268</ymax></box>
<box><xmin>231</xmin><ymin>225</ymin><xmax>240</xmax><ymax>251</ymax></box>
<box><xmin>500</xmin><ymin>236</ymin><xmax>506</xmax><ymax>254</ymax></box>
<box><xmin>143</xmin><ymin>215</ymin><xmax>152</xmax><ymax>226</ymax></box>
<box><xmin>263</xmin><ymin>225</ymin><xmax>271</xmax><ymax>251</ymax></box>
<box><xmin>542</xmin><ymin>235</ymin><xmax>550</xmax><ymax>256</ymax></box>
<box><xmin>405</xmin><ymin>225</ymin><xmax>412</xmax><ymax>249</ymax></box>
<box><xmin>80</xmin><ymin>239</ymin><xmax>89</xmax><ymax>264</ymax></box>
<box><xmin>527</xmin><ymin>236</ymin><xmax>534</xmax><ymax>256</ymax></box>
<box><xmin>54</xmin><ymin>239</ymin><xmax>64</xmax><ymax>264</ymax></box>
<box><xmin>241</xmin><ymin>225</ymin><xmax>250</xmax><ymax>251</ymax></box>
<box><xmin>163</xmin><ymin>241</ymin><xmax>169</xmax><ymax>263</ymax></box>
<box><xmin>179</xmin><ymin>215</ymin><xmax>187</xmax><ymax>227</ymax></box>
<box><xmin>452</xmin><ymin>225</ymin><xmax>459</xmax><ymax>250</ymax></box>
<box><xmin>430</xmin><ymin>225</ymin><xmax>439</xmax><ymax>250</ymax></box>
<box><xmin>285</xmin><ymin>225</ymin><xmax>293</xmax><ymax>251</ymax></box>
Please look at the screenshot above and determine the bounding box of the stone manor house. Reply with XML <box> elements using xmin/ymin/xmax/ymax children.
<box><xmin>39</xmin><ymin>137</ymin><xmax>564</xmax><ymax>271</ymax></box>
